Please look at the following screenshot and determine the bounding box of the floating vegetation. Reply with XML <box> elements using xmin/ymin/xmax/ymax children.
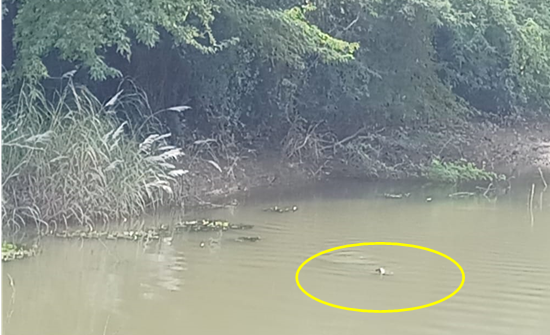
<box><xmin>28</xmin><ymin>219</ymin><xmax>260</xmax><ymax>259</ymax></box>
<box><xmin>43</xmin><ymin>228</ymin><xmax>165</xmax><ymax>241</ymax></box>
<box><xmin>2</xmin><ymin>242</ymin><xmax>39</xmax><ymax>262</ymax></box>
<box><xmin>42</xmin><ymin>219</ymin><xmax>256</xmax><ymax>244</ymax></box>
<box><xmin>175</xmin><ymin>219</ymin><xmax>254</xmax><ymax>232</ymax></box>
<box><xmin>263</xmin><ymin>205</ymin><xmax>299</xmax><ymax>213</ymax></box>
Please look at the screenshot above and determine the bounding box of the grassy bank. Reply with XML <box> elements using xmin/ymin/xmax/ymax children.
<box><xmin>1</xmin><ymin>85</ymin><xmax>186</xmax><ymax>233</ymax></box>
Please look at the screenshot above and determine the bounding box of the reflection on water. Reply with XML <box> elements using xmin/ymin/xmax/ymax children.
<box><xmin>3</xmin><ymin>179</ymin><xmax>550</xmax><ymax>335</ymax></box>
<box><xmin>141</xmin><ymin>239</ymin><xmax>187</xmax><ymax>297</ymax></box>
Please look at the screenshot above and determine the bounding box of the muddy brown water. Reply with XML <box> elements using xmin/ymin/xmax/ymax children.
<box><xmin>3</xmin><ymin>179</ymin><xmax>550</xmax><ymax>334</ymax></box>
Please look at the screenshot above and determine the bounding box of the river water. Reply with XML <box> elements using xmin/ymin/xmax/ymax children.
<box><xmin>3</xmin><ymin>179</ymin><xmax>550</xmax><ymax>334</ymax></box>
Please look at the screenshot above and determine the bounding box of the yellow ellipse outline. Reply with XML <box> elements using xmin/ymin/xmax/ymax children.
<box><xmin>295</xmin><ymin>242</ymin><xmax>465</xmax><ymax>313</ymax></box>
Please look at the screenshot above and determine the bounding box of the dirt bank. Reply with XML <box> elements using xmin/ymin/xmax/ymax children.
<box><xmin>460</xmin><ymin>120</ymin><xmax>550</xmax><ymax>176</ymax></box>
<box><xmin>180</xmin><ymin>119</ymin><xmax>550</xmax><ymax>209</ymax></box>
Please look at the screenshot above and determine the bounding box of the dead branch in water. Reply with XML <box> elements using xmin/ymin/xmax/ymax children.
<box><xmin>6</xmin><ymin>274</ymin><xmax>16</xmax><ymax>322</ymax></box>
<box><xmin>102</xmin><ymin>314</ymin><xmax>111</xmax><ymax>335</ymax></box>
<box><xmin>529</xmin><ymin>183</ymin><xmax>535</xmax><ymax>228</ymax></box>
<box><xmin>539</xmin><ymin>168</ymin><xmax>548</xmax><ymax>190</ymax></box>
<box><xmin>539</xmin><ymin>168</ymin><xmax>548</xmax><ymax>211</ymax></box>
<box><xmin>482</xmin><ymin>182</ymin><xmax>494</xmax><ymax>199</ymax></box>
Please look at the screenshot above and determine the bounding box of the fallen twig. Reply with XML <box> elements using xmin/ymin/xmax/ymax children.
<box><xmin>333</xmin><ymin>126</ymin><xmax>367</xmax><ymax>149</ymax></box>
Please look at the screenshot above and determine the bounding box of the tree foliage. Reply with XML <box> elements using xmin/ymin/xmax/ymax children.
<box><xmin>11</xmin><ymin>0</ymin><xmax>227</xmax><ymax>82</ymax></box>
<box><xmin>8</xmin><ymin>0</ymin><xmax>359</xmax><ymax>83</ymax></box>
<box><xmin>4</xmin><ymin>0</ymin><xmax>550</xmax><ymax>129</ymax></box>
<box><xmin>434</xmin><ymin>0</ymin><xmax>550</xmax><ymax>113</ymax></box>
<box><xmin>220</xmin><ymin>1</ymin><xmax>359</xmax><ymax>69</ymax></box>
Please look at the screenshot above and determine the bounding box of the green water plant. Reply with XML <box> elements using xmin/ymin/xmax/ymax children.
<box><xmin>426</xmin><ymin>158</ymin><xmax>505</xmax><ymax>184</ymax></box>
<box><xmin>2</xmin><ymin>241</ymin><xmax>38</xmax><ymax>262</ymax></box>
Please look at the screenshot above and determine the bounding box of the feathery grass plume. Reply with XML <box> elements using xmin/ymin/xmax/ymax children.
<box><xmin>2</xmin><ymin>83</ymin><xmax>187</xmax><ymax>233</ymax></box>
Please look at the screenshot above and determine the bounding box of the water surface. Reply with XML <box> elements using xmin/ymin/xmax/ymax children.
<box><xmin>3</xmin><ymin>180</ymin><xmax>550</xmax><ymax>334</ymax></box>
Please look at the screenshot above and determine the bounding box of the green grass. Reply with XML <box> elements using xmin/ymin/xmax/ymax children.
<box><xmin>2</xmin><ymin>84</ymin><xmax>186</xmax><ymax>232</ymax></box>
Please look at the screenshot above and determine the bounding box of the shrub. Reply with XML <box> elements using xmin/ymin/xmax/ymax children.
<box><xmin>426</xmin><ymin>158</ymin><xmax>505</xmax><ymax>184</ymax></box>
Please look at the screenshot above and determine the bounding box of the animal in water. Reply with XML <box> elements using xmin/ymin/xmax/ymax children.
<box><xmin>374</xmin><ymin>267</ymin><xmax>393</xmax><ymax>276</ymax></box>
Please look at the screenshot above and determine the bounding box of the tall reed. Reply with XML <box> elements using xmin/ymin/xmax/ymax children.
<box><xmin>2</xmin><ymin>84</ymin><xmax>186</xmax><ymax>233</ymax></box>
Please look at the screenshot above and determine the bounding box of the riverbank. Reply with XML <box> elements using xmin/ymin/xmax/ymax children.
<box><xmin>3</xmin><ymin>116</ymin><xmax>550</xmax><ymax>264</ymax></box>
<box><xmin>2</xmin><ymin>93</ymin><xmax>549</xmax><ymax>241</ymax></box>
<box><xmin>183</xmin><ymin>118</ymin><xmax>550</xmax><ymax>207</ymax></box>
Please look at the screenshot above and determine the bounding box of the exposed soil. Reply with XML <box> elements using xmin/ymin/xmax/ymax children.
<box><xmin>180</xmin><ymin>119</ymin><xmax>550</xmax><ymax>209</ymax></box>
<box><xmin>460</xmin><ymin>120</ymin><xmax>550</xmax><ymax>176</ymax></box>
